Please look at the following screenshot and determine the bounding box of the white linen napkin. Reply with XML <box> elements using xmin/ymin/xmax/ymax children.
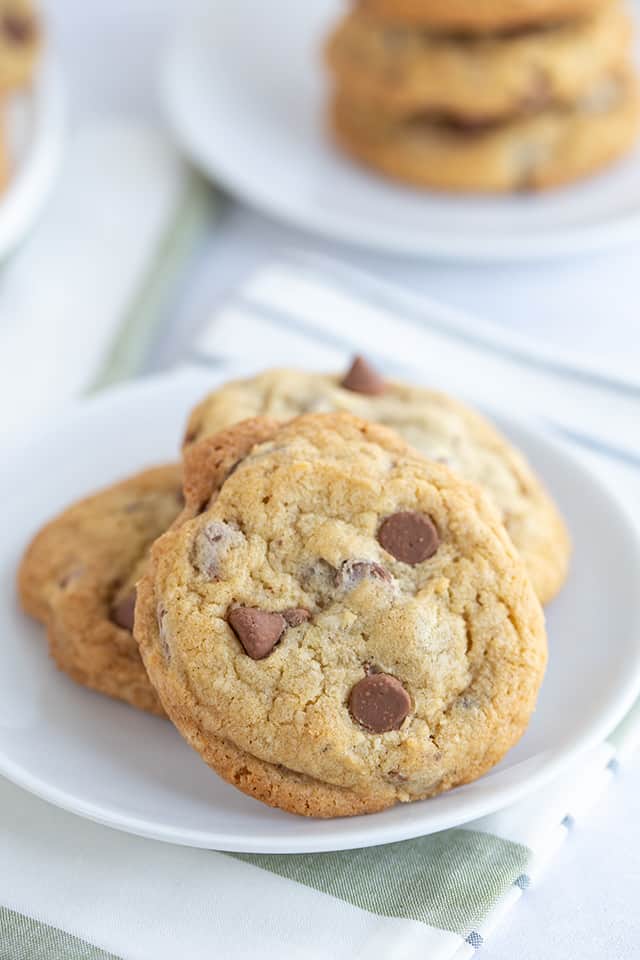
<box><xmin>0</xmin><ymin>119</ymin><xmax>208</xmax><ymax>441</ymax></box>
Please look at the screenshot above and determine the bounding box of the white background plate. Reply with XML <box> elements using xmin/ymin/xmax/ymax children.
<box><xmin>0</xmin><ymin>57</ymin><xmax>65</xmax><ymax>259</ymax></box>
<box><xmin>164</xmin><ymin>0</ymin><xmax>640</xmax><ymax>261</ymax></box>
<box><xmin>2</xmin><ymin>368</ymin><xmax>640</xmax><ymax>853</ymax></box>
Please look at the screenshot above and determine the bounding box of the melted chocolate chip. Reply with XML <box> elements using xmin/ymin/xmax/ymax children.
<box><xmin>193</xmin><ymin>521</ymin><xmax>243</xmax><ymax>580</ymax></box>
<box><xmin>349</xmin><ymin>673</ymin><xmax>411</xmax><ymax>733</ymax></box>
<box><xmin>228</xmin><ymin>607</ymin><xmax>287</xmax><ymax>660</ymax></box>
<box><xmin>378</xmin><ymin>511</ymin><xmax>439</xmax><ymax>564</ymax></box>
<box><xmin>337</xmin><ymin>559</ymin><xmax>393</xmax><ymax>589</ymax></box>
<box><xmin>411</xmin><ymin>111</ymin><xmax>503</xmax><ymax>138</ymax></box>
<box><xmin>3</xmin><ymin>12</ymin><xmax>33</xmax><ymax>44</ymax></box>
<box><xmin>341</xmin><ymin>356</ymin><xmax>386</xmax><ymax>395</ymax></box>
<box><xmin>282</xmin><ymin>608</ymin><xmax>311</xmax><ymax>627</ymax></box>
<box><xmin>111</xmin><ymin>588</ymin><xmax>137</xmax><ymax>631</ymax></box>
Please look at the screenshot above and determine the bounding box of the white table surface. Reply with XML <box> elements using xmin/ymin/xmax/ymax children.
<box><xmin>35</xmin><ymin>1</ymin><xmax>640</xmax><ymax>957</ymax></box>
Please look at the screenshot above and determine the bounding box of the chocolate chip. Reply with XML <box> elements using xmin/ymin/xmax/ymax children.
<box><xmin>378</xmin><ymin>511</ymin><xmax>439</xmax><ymax>564</ymax></box>
<box><xmin>341</xmin><ymin>356</ymin><xmax>386</xmax><ymax>395</ymax></box>
<box><xmin>349</xmin><ymin>673</ymin><xmax>411</xmax><ymax>733</ymax></box>
<box><xmin>282</xmin><ymin>608</ymin><xmax>310</xmax><ymax>627</ymax></box>
<box><xmin>111</xmin><ymin>588</ymin><xmax>137</xmax><ymax>631</ymax></box>
<box><xmin>228</xmin><ymin>607</ymin><xmax>287</xmax><ymax>660</ymax></box>
<box><xmin>438</xmin><ymin>114</ymin><xmax>500</xmax><ymax>136</ymax></box>
<box><xmin>337</xmin><ymin>559</ymin><xmax>392</xmax><ymax>589</ymax></box>
<box><xmin>193</xmin><ymin>521</ymin><xmax>244</xmax><ymax>580</ymax></box>
<box><xmin>3</xmin><ymin>12</ymin><xmax>34</xmax><ymax>44</ymax></box>
<box><xmin>300</xmin><ymin>558</ymin><xmax>337</xmax><ymax>599</ymax></box>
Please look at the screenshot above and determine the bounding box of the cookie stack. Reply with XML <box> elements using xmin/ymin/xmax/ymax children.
<box><xmin>0</xmin><ymin>0</ymin><xmax>41</xmax><ymax>189</ymax></box>
<box><xmin>19</xmin><ymin>359</ymin><xmax>570</xmax><ymax>817</ymax></box>
<box><xmin>326</xmin><ymin>0</ymin><xmax>640</xmax><ymax>191</ymax></box>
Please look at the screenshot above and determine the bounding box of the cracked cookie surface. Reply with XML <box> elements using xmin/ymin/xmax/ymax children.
<box><xmin>18</xmin><ymin>464</ymin><xmax>183</xmax><ymax>715</ymax></box>
<box><xmin>184</xmin><ymin>362</ymin><xmax>571</xmax><ymax>604</ymax></box>
<box><xmin>136</xmin><ymin>413</ymin><xmax>547</xmax><ymax>817</ymax></box>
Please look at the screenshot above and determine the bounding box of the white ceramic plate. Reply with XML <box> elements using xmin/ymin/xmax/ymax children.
<box><xmin>0</xmin><ymin>56</ymin><xmax>65</xmax><ymax>259</ymax></box>
<box><xmin>2</xmin><ymin>368</ymin><xmax>640</xmax><ymax>853</ymax></box>
<box><xmin>163</xmin><ymin>0</ymin><xmax>640</xmax><ymax>261</ymax></box>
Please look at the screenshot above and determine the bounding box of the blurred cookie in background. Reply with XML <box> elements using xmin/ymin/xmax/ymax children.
<box><xmin>0</xmin><ymin>0</ymin><xmax>42</xmax><ymax>192</ymax></box>
<box><xmin>0</xmin><ymin>0</ymin><xmax>40</xmax><ymax>91</ymax></box>
<box><xmin>325</xmin><ymin>0</ymin><xmax>640</xmax><ymax>191</ymax></box>
<box><xmin>327</xmin><ymin>3</ymin><xmax>632</xmax><ymax>122</ymax></box>
<box><xmin>355</xmin><ymin>0</ymin><xmax>617</xmax><ymax>31</ymax></box>
<box><xmin>330</xmin><ymin>68</ymin><xmax>640</xmax><ymax>191</ymax></box>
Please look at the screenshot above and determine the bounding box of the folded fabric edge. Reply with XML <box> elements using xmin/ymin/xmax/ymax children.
<box><xmin>0</xmin><ymin>905</ymin><xmax>122</xmax><ymax>960</ymax></box>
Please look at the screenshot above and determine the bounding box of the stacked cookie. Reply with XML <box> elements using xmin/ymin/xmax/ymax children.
<box><xmin>19</xmin><ymin>359</ymin><xmax>570</xmax><ymax>817</ymax></box>
<box><xmin>0</xmin><ymin>0</ymin><xmax>41</xmax><ymax>189</ymax></box>
<box><xmin>326</xmin><ymin>0</ymin><xmax>640</xmax><ymax>191</ymax></box>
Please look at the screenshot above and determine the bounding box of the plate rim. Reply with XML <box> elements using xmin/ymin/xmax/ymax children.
<box><xmin>2</xmin><ymin>367</ymin><xmax>640</xmax><ymax>853</ymax></box>
<box><xmin>0</xmin><ymin>54</ymin><xmax>66</xmax><ymax>259</ymax></box>
<box><xmin>162</xmin><ymin>9</ymin><xmax>640</xmax><ymax>263</ymax></box>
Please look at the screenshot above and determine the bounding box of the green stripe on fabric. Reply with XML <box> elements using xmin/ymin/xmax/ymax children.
<box><xmin>89</xmin><ymin>172</ymin><xmax>217</xmax><ymax>391</ymax></box>
<box><xmin>0</xmin><ymin>906</ymin><xmax>122</xmax><ymax>960</ymax></box>
<box><xmin>232</xmin><ymin>828</ymin><xmax>529</xmax><ymax>936</ymax></box>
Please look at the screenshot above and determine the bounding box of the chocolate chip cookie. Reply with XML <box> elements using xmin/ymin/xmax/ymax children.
<box><xmin>136</xmin><ymin>413</ymin><xmax>547</xmax><ymax>817</ymax></box>
<box><xmin>330</xmin><ymin>67</ymin><xmax>640</xmax><ymax>191</ymax></box>
<box><xmin>184</xmin><ymin>360</ymin><xmax>571</xmax><ymax>605</ymax></box>
<box><xmin>0</xmin><ymin>0</ymin><xmax>40</xmax><ymax>90</ymax></box>
<box><xmin>18</xmin><ymin>464</ymin><xmax>183</xmax><ymax>715</ymax></box>
<box><xmin>356</xmin><ymin>0</ymin><xmax>615</xmax><ymax>31</ymax></box>
<box><xmin>327</xmin><ymin>4</ymin><xmax>631</xmax><ymax>121</ymax></box>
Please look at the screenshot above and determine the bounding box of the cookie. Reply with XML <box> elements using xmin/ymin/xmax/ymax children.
<box><xmin>0</xmin><ymin>0</ymin><xmax>40</xmax><ymax>90</ymax></box>
<box><xmin>0</xmin><ymin>116</ymin><xmax>10</xmax><ymax>190</ymax></box>
<box><xmin>327</xmin><ymin>4</ymin><xmax>631</xmax><ymax>121</ymax></box>
<box><xmin>183</xmin><ymin>361</ymin><xmax>571</xmax><ymax>605</ymax></box>
<box><xmin>136</xmin><ymin>413</ymin><xmax>547</xmax><ymax>818</ymax></box>
<box><xmin>356</xmin><ymin>0</ymin><xmax>616</xmax><ymax>31</ymax></box>
<box><xmin>330</xmin><ymin>68</ymin><xmax>640</xmax><ymax>191</ymax></box>
<box><xmin>18</xmin><ymin>464</ymin><xmax>183</xmax><ymax>715</ymax></box>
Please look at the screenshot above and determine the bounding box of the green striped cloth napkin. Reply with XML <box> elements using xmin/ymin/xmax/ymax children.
<box><xmin>1</xmin><ymin>724</ymin><xmax>636</xmax><ymax>959</ymax></box>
